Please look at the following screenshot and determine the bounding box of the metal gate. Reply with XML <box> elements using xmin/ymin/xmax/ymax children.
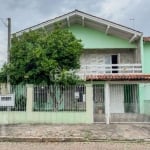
<box><xmin>110</xmin><ymin>83</ymin><xmax>150</xmax><ymax>123</ymax></box>
<box><xmin>93</xmin><ymin>84</ymin><xmax>105</xmax><ymax>122</ymax></box>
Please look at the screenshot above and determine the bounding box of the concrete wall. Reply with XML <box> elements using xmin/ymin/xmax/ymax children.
<box><xmin>80</xmin><ymin>49</ymin><xmax>135</xmax><ymax>66</ymax></box>
<box><xmin>0</xmin><ymin>84</ymin><xmax>93</xmax><ymax>124</ymax></box>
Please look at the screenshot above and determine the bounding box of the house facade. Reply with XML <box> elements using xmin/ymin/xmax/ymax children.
<box><xmin>0</xmin><ymin>10</ymin><xmax>150</xmax><ymax>124</ymax></box>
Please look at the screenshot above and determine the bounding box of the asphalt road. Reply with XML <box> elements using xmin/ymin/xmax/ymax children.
<box><xmin>0</xmin><ymin>142</ymin><xmax>149</xmax><ymax>150</ymax></box>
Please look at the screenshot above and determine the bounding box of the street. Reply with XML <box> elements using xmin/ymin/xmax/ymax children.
<box><xmin>0</xmin><ymin>142</ymin><xmax>149</xmax><ymax>150</ymax></box>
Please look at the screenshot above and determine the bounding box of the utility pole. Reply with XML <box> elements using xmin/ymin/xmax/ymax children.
<box><xmin>7</xmin><ymin>18</ymin><xmax>11</xmax><ymax>93</ymax></box>
<box><xmin>7</xmin><ymin>18</ymin><xmax>11</xmax><ymax>64</ymax></box>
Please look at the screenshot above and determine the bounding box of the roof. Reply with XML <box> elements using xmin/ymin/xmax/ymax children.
<box><xmin>13</xmin><ymin>10</ymin><xmax>142</xmax><ymax>42</ymax></box>
<box><xmin>86</xmin><ymin>74</ymin><xmax>150</xmax><ymax>81</ymax></box>
<box><xmin>143</xmin><ymin>37</ymin><xmax>150</xmax><ymax>42</ymax></box>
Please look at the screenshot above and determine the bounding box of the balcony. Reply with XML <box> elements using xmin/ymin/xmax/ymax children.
<box><xmin>76</xmin><ymin>64</ymin><xmax>142</xmax><ymax>79</ymax></box>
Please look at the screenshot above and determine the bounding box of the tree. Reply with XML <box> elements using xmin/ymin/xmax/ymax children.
<box><xmin>2</xmin><ymin>24</ymin><xmax>83</xmax><ymax>85</ymax></box>
<box><xmin>0</xmin><ymin>64</ymin><xmax>7</xmax><ymax>83</ymax></box>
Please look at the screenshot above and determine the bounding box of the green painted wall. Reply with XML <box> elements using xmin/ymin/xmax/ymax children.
<box><xmin>143</xmin><ymin>42</ymin><xmax>150</xmax><ymax>73</ymax></box>
<box><xmin>139</xmin><ymin>42</ymin><xmax>150</xmax><ymax>115</ymax></box>
<box><xmin>0</xmin><ymin>84</ymin><xmax>94</xmax><ymax>124</ymax></box>
<box><xmin>68</xmin><ymin>24</ymin><xmax>136</xmax><ymax>49</ymax></box>
<box><xmin>0</xmin><ymin>111</ymin><xmax>92</xmax><ymax>124</ymax></box>
<box><xmin>139</xmin><ymin>83</ymin><xmax>150</xmax><ymax>115</ymax></box>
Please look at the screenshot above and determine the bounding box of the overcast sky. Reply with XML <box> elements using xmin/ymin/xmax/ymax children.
<box><xmin>0</xmin><ymin>0</ymin><xmax>150</xmax><ymax>68</ymax></box>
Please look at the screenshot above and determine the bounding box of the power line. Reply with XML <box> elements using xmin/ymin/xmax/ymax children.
<box><xmin>130</xmin><ymin>18</ymin><xmax>135</xmax><ymax>28</ymax></box>
<box><xmin>0</xmin><ymin>18</ymin><xmax>8</xmax><ymax>27</ymax></box>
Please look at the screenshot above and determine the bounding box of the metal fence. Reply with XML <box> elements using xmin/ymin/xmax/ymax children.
<box><xmin>93</xmin><ymin>84</ymin><xmax>105</xmax><ymax>122</ymax></box>
<box><xmin>0</xmin><ymin>83</ymin><xmax>150</xmax><ymax>124</ymax></box>
<box><xmin>33</xmin><ymin>84</ymin><xmax>86</xmax><ymax>112</ymax></box>
<box><xmin>109</xmin><ymin>84</ymin><xmax>150</xmax><ymax>123</ymax></box>
<box><xmin>0</xmin><ymin>84</ymin><xmax>27</xmax><ymax>111</ymax></box>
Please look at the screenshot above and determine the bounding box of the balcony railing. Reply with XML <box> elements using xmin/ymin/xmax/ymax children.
<box><xmin>75</xmin><ymin>64</ymin><xmax>142</xmax><ymax>79</ymax></box>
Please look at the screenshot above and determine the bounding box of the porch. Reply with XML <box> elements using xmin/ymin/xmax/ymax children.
<box><xmin>75</xmin><ymin>47</ymin><xmax>142</xmax><ymax>79</ymax></box>
<box><xmin>93</xmin><ymin>83</ymin><xmax>150</xmax><ymax>124</ymax></box>
<box><xmin>76</xmin><ymin>64</ymin><xmax>142</xmax><ymax>79</ymax></box>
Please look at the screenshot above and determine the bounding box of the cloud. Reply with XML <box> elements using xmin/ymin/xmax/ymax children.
<box><xmin>0</xmin><ymin>0</ymin><xmax>150</xmax><ymax>68</ymax></box>
<box><xmin>98</xmin><ymin>0</ymin><xmax>150</xmax><ymax>33</ymax></box>
<box><xmin>0</xmin><ymin>26</ymin><xmax>7</xmax><ymax>68</ymax></box>
<box><xmin>99</xmin><ymin>0</ymin><xmax>135</xmax><ymax>19</ymax></box>
<box><xmin>0</xmin><ymin>0</ymin><xmax>149</xmax><ymax>33</ymax></box>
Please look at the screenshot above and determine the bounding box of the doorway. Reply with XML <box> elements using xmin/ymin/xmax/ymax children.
<box><xmin>105</xmin><ymin>54</ymin><xmax>119</xmax><ymax>73</ymax></box>
<box><xmin>93</xmin><ymin>84</ymin><xmax>105</xmax><ymax>122</ymax></box>
<box><xmin>111</xmin><ymin>55</ymin><xmax>118</xmax><ymax>73</ymax></box>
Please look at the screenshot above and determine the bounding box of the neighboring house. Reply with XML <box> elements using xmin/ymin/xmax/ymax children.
<box><xmin>11</xmin><ymin>10</ymin><xmax>150</xmax><ymax>123</ymax></box>
<box><xmin>140</xmin><ymin>37</ymin><xmax>150</xmax><ymax>117</ymax></box>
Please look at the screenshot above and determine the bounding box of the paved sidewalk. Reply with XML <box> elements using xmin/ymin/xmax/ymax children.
<box><xmin>0</xmin><ymin>124</ymin><xmax>150</xmax><ymax>142</ymax></box>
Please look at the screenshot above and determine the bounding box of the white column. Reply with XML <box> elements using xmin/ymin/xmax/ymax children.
<box><xmin>26</xmin><ymin>84</ymin><xmax>33</xmax><ymax>113</ymax></box>
<box><xmin>86</xmin><ymin>84</ymin><xmax>93</xmax><ymax>123</ymax></box>
<box><xmin>105</xmin><ymin>82</ymin><xmax>110</xmax><ymax>124</ymax></box>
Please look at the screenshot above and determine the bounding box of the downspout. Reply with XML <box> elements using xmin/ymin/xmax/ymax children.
<box><xmin>140</xmin><ymin>34</ymin><xmax>144</xmax><ymax>73</ymax></box>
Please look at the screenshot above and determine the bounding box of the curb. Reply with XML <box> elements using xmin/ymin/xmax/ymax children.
<box><xmin>0</xmin><ymin>136</ymin><xmax>150</xmax><ymax>143</ymax></box>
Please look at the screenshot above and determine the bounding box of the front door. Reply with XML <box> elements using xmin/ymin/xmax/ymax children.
<box><xmin>110</xmin><ymin>84</ymin><xmax>124</xmax><ymax>113</ymax></box>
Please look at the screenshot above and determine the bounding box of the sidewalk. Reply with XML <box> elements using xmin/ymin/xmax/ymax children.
<box><xmin>0</xmin><ymin>124</ymin><xmax>150</xmax><ymax>142</ymax></box>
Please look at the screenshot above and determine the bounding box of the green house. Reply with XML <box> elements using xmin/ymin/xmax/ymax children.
<box><xmin>4</xmin><ymin>10</ymin><xmax>149</xmax><ymax>124</ymax></box>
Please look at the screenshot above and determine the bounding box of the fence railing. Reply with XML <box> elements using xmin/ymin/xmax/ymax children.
<box><xmin>76</xmin><ymin>64</ymin><xmax>142</xmax><ymax>79</ymax></box>
<box><xmin>109</xmin><ymin>84</ymin><xmax>150</xmax><ymax>122</ymax></box>
<box><xmin>0</xmin><ymin>84</ymin><xmax>86</xmax><ymax>112</ymax></box>
<box><xmin>33</xmin><ymin>85</ymin><xmax>86</xmax><ymax>112</ymax></box>
<box><xmin>0</xmin><ymin>83</ymin><xmax>150</xmax><ymax>124</ymax></box>
<box><xmin>0</xmin><ymin>84</ymin><xmax>27</xmax><ymax>111</ymax></box>
<box><xmin>0</xmin><ymin>84</ymin><xmax>93</xmax><ymax>124</ymax></box>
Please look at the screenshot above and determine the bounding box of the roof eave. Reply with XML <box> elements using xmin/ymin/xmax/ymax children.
<box><xmin>12</xmin><ymin>10</ymin><xmax>142</xmax><ymax>39</ymax></box>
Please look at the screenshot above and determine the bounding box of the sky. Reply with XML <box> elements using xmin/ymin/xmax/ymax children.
<box><xmin>0</xmin><ymin>0</ymin><xmax>150</xmax><ymax>68</ymax></box>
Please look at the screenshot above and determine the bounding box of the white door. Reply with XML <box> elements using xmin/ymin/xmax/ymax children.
<box><xmin>110</xmin><ymin>85</ymin><xmax>124</xmax><ymax>113</ymax></box>
<box><xmin>104</xmin><ymin>55</ymin><xmax>111</xmax><ymax>73</ymax></box>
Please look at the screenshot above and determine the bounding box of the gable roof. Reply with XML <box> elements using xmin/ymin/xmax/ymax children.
<box><xmin>13</xmin><ymin>10</ymin><xmax>142</xmax><ymax>42</ymax></box>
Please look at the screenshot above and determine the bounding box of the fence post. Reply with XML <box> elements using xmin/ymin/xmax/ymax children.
<box><xmin>26</xmin><ymin>84</ymin><xmax>33</xmax><ymax>121</ymax></box>
<box><xmin>105</xmin><ymin>82</ymin><xmax>110</xmax><ymax>124</ymax></box>
<box><xmin>86</xmin><ymin>84</ymin><xmax>93</xmax><ymax>123</ymax></box>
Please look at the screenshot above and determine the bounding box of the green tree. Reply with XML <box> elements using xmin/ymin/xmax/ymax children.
<box><xmin>1</xmin><ymin>25</ymin><xmax>83</xmax><ymax>84</ymax></box>
<box><xmin>0</xmin><ymin>63</ymin><xmax>8</xmax><ymax>83</ymax></box>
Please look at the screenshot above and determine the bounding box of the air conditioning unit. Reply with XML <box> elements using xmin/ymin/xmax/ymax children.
<box><xmin>0</xmin><ymin>94</ymin><xmax>15</xmax><ymax>107</ymax></box>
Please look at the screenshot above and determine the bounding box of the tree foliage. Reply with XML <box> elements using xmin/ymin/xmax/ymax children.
<box><xmin>0</xmin><ymin>25</ymin><xmax>83</xmax><ymax>84</ymax></box>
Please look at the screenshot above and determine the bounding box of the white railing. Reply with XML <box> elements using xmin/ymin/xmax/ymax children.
<box><xmin>76</xmin><ymin>64</ymin><xmax>142</xmax><ymax>79</ymax></box>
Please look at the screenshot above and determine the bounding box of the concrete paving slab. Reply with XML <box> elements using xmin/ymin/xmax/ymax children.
<box><xmin>0</xmin><ymin>124</ymin><xmax>149</xmax><ymax>142</ymax></box>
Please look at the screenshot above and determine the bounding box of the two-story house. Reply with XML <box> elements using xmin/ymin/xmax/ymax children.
<box><xmin>13</xmin><ymin>10</ymin><xmax>150</xmax><ymax>124</ymax></box>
